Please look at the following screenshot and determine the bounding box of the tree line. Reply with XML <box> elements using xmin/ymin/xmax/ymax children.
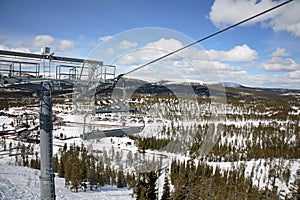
<box><xmin>53</xmin><ymin>143</ymin><xmax>135</xmax><ymax>192</ymax></box>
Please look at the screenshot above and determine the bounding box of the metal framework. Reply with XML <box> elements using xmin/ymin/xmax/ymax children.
<box><xmin>0</xmin><ymin>48</ymin><xmax>117</xmax><ymax>200</ymax></box>
<box><xmin>0</xmin><ymin>49</ymin><xmax>117</xmax><ymax>93</ymax></box>
<box><xmin>0</xmin><ymin>48</ymin><xmax>143</xmax><ymax>199</ymax></box>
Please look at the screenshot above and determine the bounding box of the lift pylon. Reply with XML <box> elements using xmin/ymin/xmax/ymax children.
<box><xmin>0</xmin><ymin>48</ymin><xmax>119</xmax><ymax>199</ymax></box>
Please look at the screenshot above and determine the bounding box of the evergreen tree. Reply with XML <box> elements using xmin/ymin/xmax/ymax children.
<box><xmin>117</xmin><ymin>165</ymin><xmax>126</xmax><ymax>188</ymax></box>
<box><xmin>288</xmin><ymin>169</ymin><xmax>300</xmax><ymax>200</ymax></box>
<box><xmin>134</xmin><ymin>171</ymin><xmax>157</xmax><ymax>200</ymax></box>
<box><xmin>97</xmin><ymin>162</ymin><xmax>105</xmax><ymax>187</ymax></box>
<box><xmin>70</xmin><ymin>145</ymin><xmax>81</xmax><ymax>192</ymax></box>
<box><xmin>147</xmin><ymin>171</ymin><xmax>158</xmax><ymax>200</ymax></box>
<box><xmin>29</xmin><ymin>151</ymin><xmax>40</xmax><ymax>170</ymax></box>
<box><xmin>80</xmin><ymin>144</ymin><xmax>88</xmax><ymax>183</ymax></box>
<box><xmin>53</xmin><ymin>154</ymin><xmax>59</xmax><ymax>173</ymax></box>
<box><xmin>161</xmin><ymin>169</ymin><xmax>170</xmax><ymax>200</ymax></box>
<box><xmin>127</xmin><ymin>151</ymin><xmax>133</xmax><ymax>167</ymax></box>
<box><xmin>105</xmin><ymin>166</ymin><xmax>112</xmax><ymax>185</ymax></box>
<box><xmin>87</xmin><ymin>155</ymin><xmax>98</xmax><ymax>190</ymax></box>
<box><xmin>134</xmin><ymin>173</ymin><xmax>148</xmax><ymax>200</ymax></box>
<box><xmin>138</xmin><ymin>140</ymin><xmax>146</xmax><ymax>153</ymax></box>
<box><xmin>21</xmin><ymin>144</ymin><xmax>26</xmax><ymax>166</ymax></box>
<box><xmin>111</xmin><ymin>169</ymin><xmax>117</xmax><ymax>186</ymax></box>
<box><xmin>115</xmin><ymin>151</ymin><xmax>121</xmax><ymax>165</ymax></box>
<box><xmin>58</xmin><ymin>151</ymin><xmax>65</xmax><ymax>178</ymax></box>
<box><xmin>127</xmin><ymin>172</ymin><xmax>136</xmax><ymax>189</ymax></box>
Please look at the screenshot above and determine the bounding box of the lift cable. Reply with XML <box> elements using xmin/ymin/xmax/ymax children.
<box><xmin>118</xmin><ymin>0</ymin><xmax>293</xmax><ymax>78</ymax></box>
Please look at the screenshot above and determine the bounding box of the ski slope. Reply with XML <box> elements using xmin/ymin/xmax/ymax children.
<box><xmin>0</xmin><ymin>163</ymin><xmax>134</xmax><ymax>200</ymax></box>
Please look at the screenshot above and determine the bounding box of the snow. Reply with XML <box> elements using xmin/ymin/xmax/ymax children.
<box><xmin>0</xmin><ymin>116</ymin><xmax>13</xmax><ymax>126</ymax></box>
<box><xmin>1</xmin><ymin>95</ymin><xmax>299</xmax><ymax>199</ymax></box>
<box><xmin>207</xmin><ymin>158</ymin><xmax>300</xmax><ymax>196</ymax></box>
<box><xmin>0</xmin><ymin>163</ymin><xmax>134</xmax><ymax>200</ymax></box>
<box><xmin>281</xmin><ymin>92</ymin><xmax>300</xmax><ymax>96</ymax></box>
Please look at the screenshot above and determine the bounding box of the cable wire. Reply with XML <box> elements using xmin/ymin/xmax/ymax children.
<box><xmin>120</xmin><ymin>0</ymin><xmax>293</xmax><ymax>77</ymax></box>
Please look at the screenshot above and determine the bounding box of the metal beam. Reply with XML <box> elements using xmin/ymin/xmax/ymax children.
<box><xmin>0</xmin><ymin>49</ymin><xmax>102</xmax><ymax>64</ymax></box>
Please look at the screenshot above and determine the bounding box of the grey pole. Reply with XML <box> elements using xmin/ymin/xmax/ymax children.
<box><xmin>40</xmin><ymin>82</ymin><xmax>55</xmax><ymax>199</ymax></box>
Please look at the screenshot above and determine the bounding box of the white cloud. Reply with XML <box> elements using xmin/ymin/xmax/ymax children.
<box><xmin>213</xmin><ymin>56</ymin><xmax>300</xmax><ymax>89</ymax></box>
<box><xmin>56</xmin><ymin>40</ymin><xmax>75</xmax><ymax>52</ymax></box>
<box><xmin>208</xmin><ymin>0</ymin><xmax>277</xmax><ymax>27</ymax></box>
<box><xmin>116</xmin><ymin>38</ymin><xmax>252</xmax><ymax>83</ymax></box>
<box><xmin>21</xmin><ymin>35</ymin><xmax>76</xmax><ymax>52</ymax></box>
<box><xmin>192</xmin><ymin>59</ymin><xmax>241</xmax><ymax>71</ymax></box>
<box><xmin>86</xmin><ymin>35</ymin><xmax>114</xmax><ymax>48</ymax></box>
<box><xmin>118</xmin><ymin>40</ymin><xmax>138</xmax><ymax>49</ymax></box>
<box><xmin>207</xmin><ymin>44</ymin><xmax>258</xmax><ymax>62</ymax></box>
<box><xmin>116</xmin><ymin>38</ymin><xmax>256</xmax><ymax>81</ymax></box>
<box><xmin>270</xmin><ymin>2</ymin><xmax>300</xmax><ymax>36</ymax></box>
<box><xmin>286</xmin><ymin>70</ymin><xmax>300</xmax><ymax>79</ymax></box>
<box><xmin>112</xmin><ymin>37</ymin><xmax>300</xmax><ymax>89</ymax></box>
<box><xmin>93</xmin><ymin>47</ymin><xmax>115</xmax><ymax>58</ymax></box>
<box><xmin>116</xmin><ymin>48</ymin><xmax>162</xmax><ymax>65</ymax></box>
<box><xmin>105</xmin><ymin>47</ymin><xmax>114</xmax><ymax>55</ymax></box>
<box><xmin>257</xmin><ymin>57</ymin><xmax>299</xmax><ymax>72</ymax></box>
<box><xmin>23</xmin><ymin>35</ymin><xmax>55</xmax><ymax>49</ymax></box>
<box><xmin>117</xmin><ymin>38</ymin><xmax>257</xmax><ymax>65</ymax></box>
<box><xmin>270</xmin><ymin>47</ymin><xmax>290</xmax><ymax>57</ymax></box>
<box><xmin>0</xmin><ymin>44</ymin><xmax>30</xmax><ymax>53</ymax></box>
<box><xmin>144</xmin><ymin>38</ymin><xmax>183</xmax><ymax>52</ymax></box>
<box><xmin>98</xmin><ymin>35</ymin><xmax>113</xmax><ymax>42</ymax></box>
<box><xmin>219</xmin><ymin>70</ymin><xmax>300</xmax><ymax>89</ymax></box>
<box><xmin>116</xmin><ymin>38</ymin><xmax>182</xmax><ymax>65</ymax></box>
<box><xmin>208</xmin><ymin>0</ymin><xmax>300</xmax><ymax>37</ymax></box>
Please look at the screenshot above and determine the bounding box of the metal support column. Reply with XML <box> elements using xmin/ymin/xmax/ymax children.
<box><xmin>122</xmin><ymin>78</ymin><xmax>126</xmax><ymax>103</ymax></box>
<box><xmin>40</xmin><ymin>82</ymin><xmax>55</xmax><ymax>200</ymax></box>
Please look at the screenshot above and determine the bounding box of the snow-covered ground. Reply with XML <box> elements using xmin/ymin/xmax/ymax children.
<box><xmin>0</xmin><ymin>98</ymin><xmax>299</xmax><ymax>199</ymax></box>
<box><xmin>207</xmin><ymin>159</ymin><xmax>300</xmax><ymax>196</ymax></box>
<box><xmin>0</xmin><ymin>163</ymin><xmax>134</xmax><ymax>200</ymax></box>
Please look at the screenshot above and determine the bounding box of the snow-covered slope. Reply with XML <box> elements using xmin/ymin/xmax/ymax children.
<box><xmin>0</xmin><ymin>163</ymin><xmax>134</xmax><ymax>200</ymax></box>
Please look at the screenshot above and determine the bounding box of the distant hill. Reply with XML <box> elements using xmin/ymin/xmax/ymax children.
<box><xmin>112</xmin><ymin>78</ymin><xmax>300</xmax><ymax>101</ymax></box>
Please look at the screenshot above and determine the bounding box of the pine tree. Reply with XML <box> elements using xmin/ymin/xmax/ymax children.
<box><xmin>138</xmin><ymin>138</ymin><xmax>146</xmax><ymax>153</ymax></box>
<box><xmin>161</xmin><ymin>169</ymin><xmax>170</xmax><ymax>200</ymax></box>
<box><xmin>110</xmin><ymin>169</ymin><xmax>116</xmax><ymax>186</ymax></box>
<box><xmin>63</xmin><ymin>143</ymin><xmax>67</xmax><ymax>152</ymax></box>
<box><xmin>134</xmin><ymin>171</ymin><xmax>158</xmax><ymax>200</ymax></box>
<box><xmin>53</xmin><ymin>154</ymin><xmax>59</xmax><ymax>173</ymax></box>
<box><xmin>115</xmin><ymin>151</ymin><xmax>121</xmax><ymax>165</ymax></box>
<box><xmin>80</xmin><ymin>144</ymin><xmax>88</xmax><ymax>183</ymax></box>
<box><xmin>288</xmin><ymin>169</ymin><xmax>300</xmax><ymax>200</ymax></box>
<box><xmin>134</xmin><ymin>173</ymin><xmax>148</xmax><ymax>200</ymax></box>
<box><xmin>117</xmin><ymin>165</ymin><xmax>126</xmax><ymax>188</ymax></box>
<box><xmin>147</xmin><ymin>171</ymin><xmax>158</xmax><ymax>200</ymax></box>
<box><xmin>97</xmin><ymin>162</ymin><xmax>105</xmax><ymax>187</ymax></box>
<box><xmin>127</xmin><ymin>172</ymin><xmax>136</xmax><ymax>189</ymax></box>
<box><xmin>87</xmin><ymin>155</ymin><xmax>98</xmax><ymax>190</ymax></box>
<box><xmin>59</xmin><ymin>153</ymin><xmax>66</xmax><ymax>178</ymax></box>
<box><xmin>21</xmin><ymin>143</ymin><xmax>26</xmax><ymax>166</ymax></box>
<box><xmin>105</xmin><ymin>166</ymin><xmax>112</xmax><ymax>185</ymax></box>
<box><xmin>127</xmin><ymin>151</ymin><xmax>133</xmax><ymax>167</ymax></box>
<box><xmin>70</xmin><ymin>145</ymin><xmax>81</xmax><ymax>192</ymax></box>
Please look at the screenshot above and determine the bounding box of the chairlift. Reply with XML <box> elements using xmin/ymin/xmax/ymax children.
<box><xmin>81</xmin><ymin>77</ymin><xmax>144</xmax><ymax>140</ymax></box>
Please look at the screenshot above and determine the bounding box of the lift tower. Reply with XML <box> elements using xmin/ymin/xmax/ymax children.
<box><xmin>0</xmin><ymin>48</ymin><xmax>118</xmax><ymax>199</ymax></box>
<box><xmin>40</xmin><ymin>82</ymin><xmax>55</xmax><ymax>199</ymax></box>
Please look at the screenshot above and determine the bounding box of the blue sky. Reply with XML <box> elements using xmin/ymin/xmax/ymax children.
<box><xmin>0</xmin><ymin>0</ymin><xmax>300</xmax><ymax>89</ymax></box>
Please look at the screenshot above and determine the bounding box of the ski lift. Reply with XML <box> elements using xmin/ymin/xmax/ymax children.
<box><xmin>80</xmin><ymin>77</ymin><xmax>144</xmax><ymax>140</ymax></box>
